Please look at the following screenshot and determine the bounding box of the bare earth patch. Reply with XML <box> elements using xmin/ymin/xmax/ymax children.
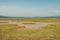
<box><xmin>0</xmin><ymin>20</ymin><xmax>60</xmax><ymax>30</ymax></box>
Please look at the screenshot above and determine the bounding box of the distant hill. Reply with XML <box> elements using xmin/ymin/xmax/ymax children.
<box><xmin>0</xmin><ymin>16</ymin><xmax>9</xmax><ymax>18</ymax></box>
<box><xmin>0</xmin><ymin>16</ymin><xmax>60</xmax><ymax>18</ymax></box>
<box><xmin>43</xmin><ymin>16</ymin><xmax>60</xmax><ymax>18</ymax></box>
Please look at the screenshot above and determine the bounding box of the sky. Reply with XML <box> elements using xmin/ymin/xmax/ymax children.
<box><xmin>0</xmin><ymin>0</ymin><xmax>60</xmax><ymax>17</ymax></box>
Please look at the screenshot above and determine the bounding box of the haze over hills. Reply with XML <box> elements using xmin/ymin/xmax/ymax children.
<box><xmin>0</xmin><ymin>16</ymin><xmax>9</xmax><ymax>18</ymax></box>
<box><xmin>0</xmin><ymin>16</ymin><xmax>60</xmax><ymax>18</ymax></box>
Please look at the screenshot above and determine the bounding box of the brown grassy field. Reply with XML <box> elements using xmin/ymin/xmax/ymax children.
<box><xmin>0</xmin><ymin>18</ymin><xmax>60</xmax><ymax>40</ymax></box>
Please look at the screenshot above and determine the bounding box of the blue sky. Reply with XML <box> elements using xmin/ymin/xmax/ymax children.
<box><xmin>0</xmin><ymin>0</ymin><xmax>60</xmax><ymax>17</ymax></box>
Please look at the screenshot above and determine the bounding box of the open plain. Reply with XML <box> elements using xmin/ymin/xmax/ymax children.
<box><xmin>0</xmin><ymin>18</ymin><xmax>60</xmax><ymax>40</ymax></box>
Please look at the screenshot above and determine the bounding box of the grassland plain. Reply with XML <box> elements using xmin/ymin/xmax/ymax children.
<box><xmin>0</xmin><ymin>18</ymin><xmax>60</xmax><ymax>40</ymax></box>
<box><xmin>0</xmin><ymin>24</ymin><xmax>60</xmax><ymax>40</ymax></box>
<box><xmin>0</xmin><ymin>18</ymin><xmax>60</xmax><ymax>22</ymax></box>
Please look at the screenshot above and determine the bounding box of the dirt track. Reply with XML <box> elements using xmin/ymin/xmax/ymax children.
<box><xmin>17</xmin><ymin>22</ymin><xmax>60</xmax><ymax>30</ymax></box>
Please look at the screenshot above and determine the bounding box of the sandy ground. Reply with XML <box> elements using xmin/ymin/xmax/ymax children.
<box><xmin>0</xmin><ymin>21</ymin><xmax>60</xmax><ymax>30</ymax></box>
<box><xmin>17</xmin><ymin>22</ymin><xmax>60</xmax><ymax>30</ymax></box>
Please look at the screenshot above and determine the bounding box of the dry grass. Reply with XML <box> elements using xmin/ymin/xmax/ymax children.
<box><xmin>0</xmin><ymin>24</ymin><xmax>60</xmax><ymax>40</ymax></box>
<box><xmin>23</xmin><ymin>23</ymin><xmax>35</xmax><ymax>25</ymax></box>
<box><xmin>0</xmin><ymin>18</ymin><xmax>60</xmax><ymax>40</ymax></box>
<box><xmin>21</xmin><ymin>18</ymin><xmax>60</xmax><ymax>22</ymax></box>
